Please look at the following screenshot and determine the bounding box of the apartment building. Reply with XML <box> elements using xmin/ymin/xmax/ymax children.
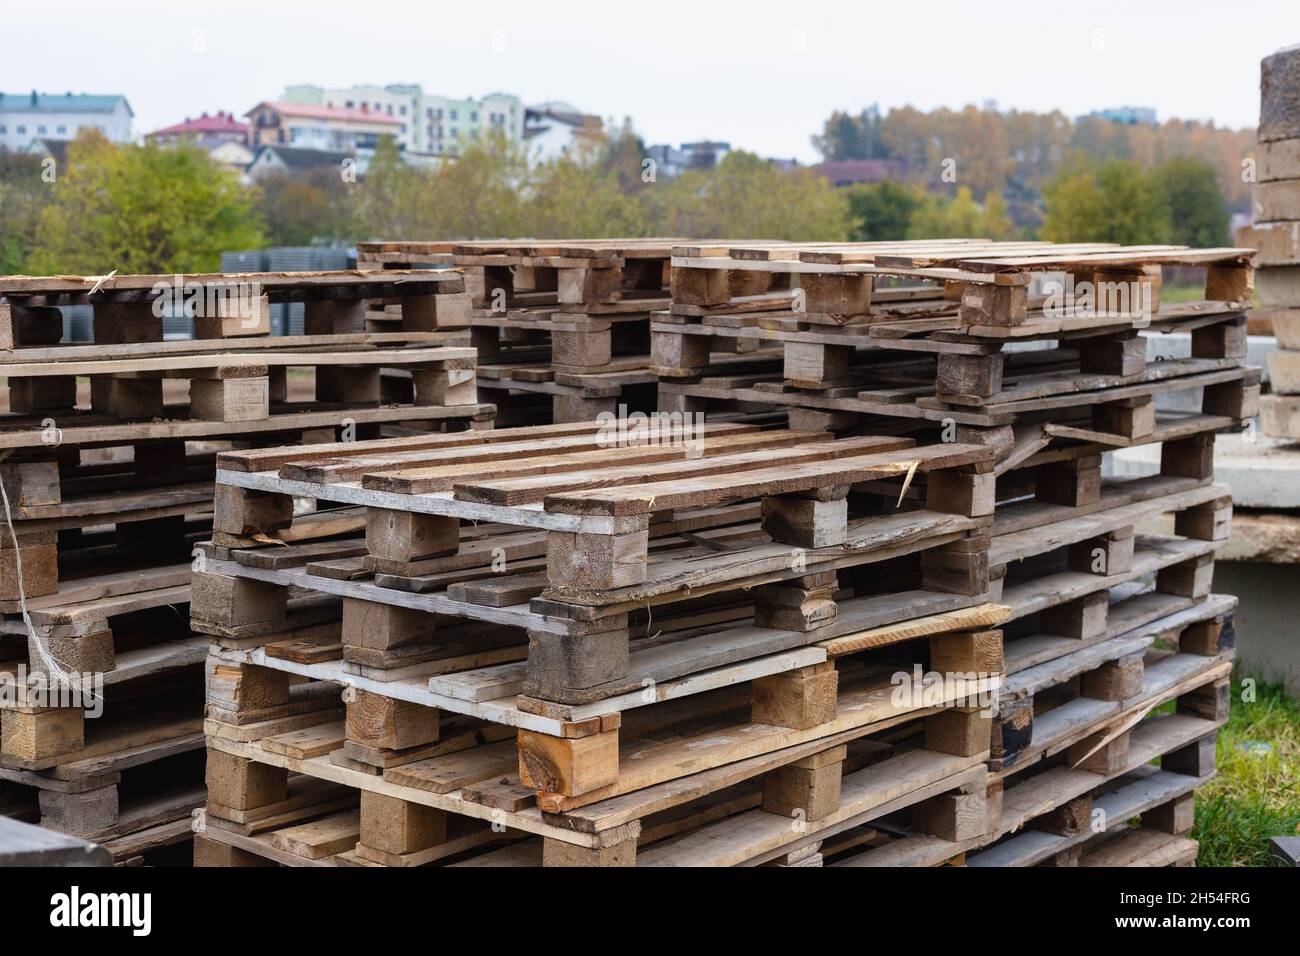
<box><xmin>244</xmin><ymin>100</ymin><xmax>403</xmax><ymax>151</ymax></box>
<box><xmin>282</xmin><ymin>84</ymin><xmax>524</xmax><ymax>156</ymax></box>
<box><xmin>0</xmin><ymin>91</ymin><xmax>133</xmax><ymax>152</ymax></box>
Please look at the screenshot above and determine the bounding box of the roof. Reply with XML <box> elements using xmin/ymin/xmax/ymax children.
<box><xmin>250</xmin><ymin>144</ymin><xmax>352</xmax><ymax>170</ymax></box>
<box><xmin>152</xmin><ymin>111</ymin><xmax>248</xmax><ymax>137</ymax></box>
<box><xmin>246</xmin><ymin>100</ymin><xmax>402</xmax><ymax>126</ymax></box>
<box><xmin>0</xmin><ymin>91</ymin><xmax>132</xmax><ymax>116</ymax></box>
<box><xmin>522</xmin><ymin>103</ymin><xmax>598</xmax><ymax>130</ymax></box>
<box><xmin>25</xmin><ymin>138</ymin><xmax>71</xmax><ymax>163</ymax></box>
<box><xmin>811</xmin><ymin>159</ymin><xmax>909</xmax><ymax>185</ymax></box>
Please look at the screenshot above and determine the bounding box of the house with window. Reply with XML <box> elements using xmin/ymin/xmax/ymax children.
<box><xmin>243</xmin><ymin>100</ymin><xmax>403</xmax><ymax>152</ymax></box>
<box><xmin>148</xmin><ymin>111</ymin><xmax>253</xmax><ymax>170</ymax></box>
<box><xmin>281</xmin><ymin>84</ymin><xmax>524</xmax><ymax>157</ymax></box>
<box><xmin>0</xmin><ymin>90</ymin><xmax>133</xmax><ymax>152</ymax></box>
<box><xmin>524</xmin><ymin>102</ymin><xmax>604</xmax><ymax>162</ymax></box>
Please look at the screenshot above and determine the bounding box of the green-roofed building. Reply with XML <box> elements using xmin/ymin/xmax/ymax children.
<box><xmin>0</xmin><ymin>90</ymin><xmax>133</xmax><ymax>152</ymax></box>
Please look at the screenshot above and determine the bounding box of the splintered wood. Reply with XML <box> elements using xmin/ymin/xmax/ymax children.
<box><xmin>194</xmin><ymin>237</ymin><xmax>1248</xmax><ymax>867</ymax></box>
<box><xmin>0</xmin><ymin>267</ymin><xmax>498</xmax><ymax>864</ymax></box>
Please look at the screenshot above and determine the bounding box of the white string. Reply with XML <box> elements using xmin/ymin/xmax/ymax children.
<box><xmin>0</xmin><ymin>471</ymin><xmax>100</xmax><ymax>702</ymax></box>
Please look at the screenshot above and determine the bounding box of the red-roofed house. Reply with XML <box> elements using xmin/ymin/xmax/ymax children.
<box><xmin>149</xmin><ymin>110</ymin><xmax>248</xmax><ymax>145</ymax></box>
<box><xmin>147</xmin><ymin>111</ymin><xmax>254</xmax><ymax>170</ymax></box>
<box><xmin>245</xmin><ymin>100</ymin><xmax>402</xmax><ymax>152</ymax></box>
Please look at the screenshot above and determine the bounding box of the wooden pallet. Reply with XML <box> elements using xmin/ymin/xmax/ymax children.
<box><xmin>195</xmin><ymin>603</ymin><xmax>1006</xmax><ymax>866</ymax></box>
<box><xmin>194</xmin><ymin>421</ymin><xmax>998</xmax><ymax>713</ymax></box>
<box><xmin>0</xmin><ymin>269</ymin><xmax>472</xmax><ymax>349</ymax></box>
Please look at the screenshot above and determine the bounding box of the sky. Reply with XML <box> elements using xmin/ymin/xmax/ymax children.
<box><xmin>3</xmin><ymin>0</ymin><xmax>1298</xmax><ymax>162</ymax></box>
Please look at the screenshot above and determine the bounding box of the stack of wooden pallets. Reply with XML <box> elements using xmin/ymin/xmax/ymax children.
<box><xmin>359</xmin><ymin>240</ymin><xmax>779</xmax><ymax>427</ymax></box>
<box><xmin>653</xmin><ymin>239</ymin><xmax>1254</xmax><ymax>866</ymax></box>
<box><xmin>1245</xmin><ymin>45</ymin><xmax>1300</xmax><ymax>440</ymax></box>
<box><xmin>0</xmin><ymin>269</ymin><xmax>492</xmax><ymax>864</ymax></box>
<box><xmin>190</xmin><ymin>419</ymin><xmax>1025</xmax><ymax>866</ymax></box>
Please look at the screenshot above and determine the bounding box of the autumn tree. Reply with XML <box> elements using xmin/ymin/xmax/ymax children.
<box><xmin>908</xmin><ymin>186</ymin><xmax>1016</xmax><ymax>240</ymax></box>
<box><xmin>525</xmin><ymin>148</ymin><xmax>646</xmax><ymax>238</ymax></box>
<box><xmin>30</xmin><ymin>131</ymin><xmax>263</xmax><ymax>274</ymax></box>
<box><xmin>644</xmin><ymin>151</ymin><xmax>849</xmax><ymax>240</ymax></box>
<box><xmin>256</xmin><ymin>167</ymin><xmax>354</xmax><ymax>246</ymax></box>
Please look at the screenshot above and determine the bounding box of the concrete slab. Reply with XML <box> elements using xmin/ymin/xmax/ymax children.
<box><xmin>1110</xmin><ymin>432</ymin><xmax>1300</xmax><ymax>509</ymax></box>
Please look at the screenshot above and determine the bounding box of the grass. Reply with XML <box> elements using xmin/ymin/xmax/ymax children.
<box><xmin>1191</xmin><ymin>678</ymin><xmax>1300</xmax><ymax>866</ymax></box>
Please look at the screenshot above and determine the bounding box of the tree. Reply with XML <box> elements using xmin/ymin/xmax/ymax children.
<box><xmin>255</xmin><ymin>167</ymin><xmax>354</xmax><ymax>246</ymax></box>
<box><xmin>844</xmin><ymin>180</ymin><xmax>921</xmax><ymax>240</ymax></box>
<box><xmin>812</xmin><ymin>106</ymin><xmax>888</xmax><ymax>161</ymax></box>
<box><xmin>0</xmin><ymin>150</ymin><xmax>53</xmax><ymax>272</ymax></box>
<box><xmin>525</xmin><ymin>150</ymin><xmax>646</xmax><ymax>238</ymax></box>
<box><xmin>907</xmin><ymin>186</ymin><xmax>1016</xmax><ymax>240</ymax></box>
<box><xmin>30</xmin><ymin>131</ymin><xmax>263</xmax><ymax>274</ymax></box>
<box><xmin>1040</xmin><ymin>158</ymin><xmax>1169</xmax><ymax>244</ymax></box>
<box><xmin>1155</xmin><ymin>156</ymin><xmax>1228</xmax><ymax>247</ymax></box>
<box><xmin>645</xmin><ymin>151</ymin><xmax>850</xmax><ymax>240</ymax></box>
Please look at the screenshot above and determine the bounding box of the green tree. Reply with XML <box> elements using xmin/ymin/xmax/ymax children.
<box><xmin>1040</xmin><ymin>158</ymin><xmax>1169</xmax><ymax>244</ymax></box>
<box><xmin>525</xmin><ymin>150</ymin><xmax>646</xmax><ymax>238</ymax></box>
<box><xmin>844</xmin><ymin>180</ymin><xmax>921</xmax><ymax>240</ymax></box>
<box><xmin>646</xmin><ymin>151</ymin><xmax>849</xmax><ymax>240</ymax></box>
<box><xmin>907</xmin><ymin>186</ymin><xmax>1016</xmax><ymax>240</ymax></box>
<box><xmin>812</xmin><ymin>106</ymin><xmax>888</xmax><ymax>161</ymax></box>
<box><xmin>0</xmin><ymin>151</ymin><xmax>53</xmax><ymax>272</ymax></box>
<box><xmin>1155</xmin><ymin>156</ymin><xmax>1228</xmax><ymax>247</ymax></box>
<box><xmin>30</xmin><ymin>131</ymin><xmax>263</xmax><ymax>274</ymax></box>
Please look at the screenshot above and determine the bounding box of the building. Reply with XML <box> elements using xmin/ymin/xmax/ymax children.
<box><xmin>0</xmin><ymin>91</ymin><xmax>133</xmax><ymax>152</ymax></box>
<box><xmin>244</xmin><ymin>144</ymin><xmax>353</xmax><ymax>181</ymax></box>
<box><xmin>1088</xmin><ymin>106</ymin><xmax>1158</xmax><ymax>126</ymax></box>
<box><xmin>810</xmin><ymin>158</ymin><xmax>910</xmax><ymax>187</ymax></box>
<box><xmin>148</xmin><ymin>111</ymin><xmax>248</xmax><ymax>146</ymax></box>
<box><xmin>524</xmin><ymin>102</ymin><xmax>604</xmax><ymax>161</ymax></box>
<box><xmin>282</xmin><ymin>84</ymin><xmax>525</xmax><ymax>157</ymax></box>
<box><xmin>148</xmin><ymin>111</ymin><xmax>253</xmax><ymax>170</ymax></box>
<box><xmin>244</xmin><ymin>100</ymin><xmax>402</xmax><ymax>152</ymax></box>
<box><xmin>645</xmin><ymin>140</ymin><xmax>731</xmax><ymax>179</ymax></box>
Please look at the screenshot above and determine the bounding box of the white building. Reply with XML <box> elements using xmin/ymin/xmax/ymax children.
<box><xmin>523</xmin><ymin>102</ymin><xmax>604</xmax><ymax>162</ymax></box>
<box><xmin>283</xmin><ymin>84</ymin><xmax>524</xmax><ymax>157</ymax></box>
<box><xmin>0</xmin><ymin>91</ymin><xmax>133</xmax><ymax>152</ymax></box>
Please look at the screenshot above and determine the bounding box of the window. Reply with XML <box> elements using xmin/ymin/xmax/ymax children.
<box><xmin>57</xmin><ymin>125</ymin><xmax>66</xmax><ymax>134</ymax></box>
<box><xmin>450</xmin><ymin>109</ymin><xmax>458</xmax><ymax>120</ymax></box>
<box><xmin>0</xmin><ymin>126</ymin><xmax>6</xmax><ymax>134</ymax></box>
<box><xmin>345</xmin><ymin>100</ymin><xmax>354</xmax><ymax>108</ymax></box>
<box><xmin>16</xmin><ymin>125</ymin><xmax>25</xmax><ymax>134</ymax></box>
<box><xmin>400</xmin><ymin>124</ymin><xmax>406</xmax><ymax>134</ymax></box>
<box><xmin>399</xmin><ymin>105</ymin><xmax>406</xmax><ymax>116</ymax></box>
<box><xmin>470</xmin><ymin>111</ymin><xmax>478</xmax><ymax>122</ymax></box>
<box><xmin>37</xmin><ymin>125</ymin><xmax>46</xmax><ymax>134</ymax></box>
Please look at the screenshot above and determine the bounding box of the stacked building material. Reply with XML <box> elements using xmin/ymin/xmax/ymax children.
<box><xmin>360</xmin><ymin>240</ymin><xmax>778</xmax><ymax>427</ymax></box>
<box><xmin>191</xmin><ymin>420</ymin><xmax>1015</xmax><ymax>866</ymax></box>
<box><xmin>1252</xmin><ymin>45</ymin><xmax>1300</xmax><ymax>441</ymax></box>
<box><xmin>0</xmin><ymin>269</ymin><xmax>492</xmax><ymax>864</ymax></box>
<box><xmin>654</xmin><ymin>239</ymin><xmax>1251</xmax><ymax>865</ymax></box>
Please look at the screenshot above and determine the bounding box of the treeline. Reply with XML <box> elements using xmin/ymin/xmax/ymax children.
<box><xmin>812</xmin><ymin>103</ymin><xmax>1254</xmax><ymax>215</ymax></box>
<box><xmin>0</xmin><ymin>129</ymin><xmax>848</xmax><ymax>275</ymax></box>
<box><xmin>0</xmin><ymin>106</ymin><xmax>1243</xmax><ymax>277</ymax></box>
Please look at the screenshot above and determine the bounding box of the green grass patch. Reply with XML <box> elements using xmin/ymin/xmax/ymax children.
<box><xmin>1193</xmin><ymin>679</ymin><xmax>1300</xmax><ymax>866</ymax></box>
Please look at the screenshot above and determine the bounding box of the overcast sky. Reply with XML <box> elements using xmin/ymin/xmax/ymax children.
<box><xmin>4</xmin><ymin>0</ymin><xmax>1298</xmax><ymax>161</ymax></box>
